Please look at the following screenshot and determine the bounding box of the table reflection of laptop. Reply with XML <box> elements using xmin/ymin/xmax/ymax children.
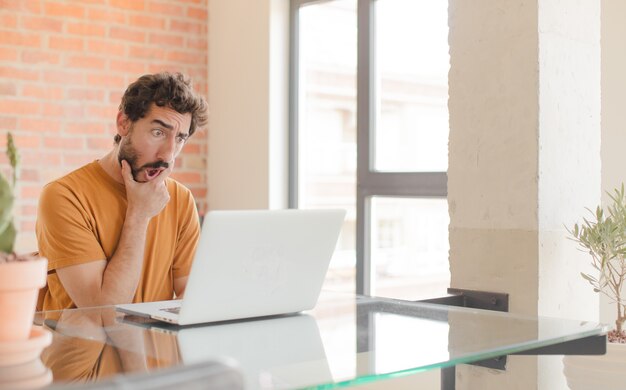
<box><xmin>116</xmin><ymin>209</ymin><xmax>345</xmax><ymax>325</ymax></box>
<box><xmin>142</xmin><ymin>314</ymin><xmax>333</xmax><ymax>389</ymax></box>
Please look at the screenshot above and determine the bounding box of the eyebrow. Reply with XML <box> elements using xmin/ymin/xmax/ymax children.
<box><xmin>151</xmin><ymin>119</ymin><xmax>174</xmax><ymax>130</ymax></box>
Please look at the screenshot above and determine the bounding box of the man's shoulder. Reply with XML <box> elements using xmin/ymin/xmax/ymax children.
<box><xmin>166</xmin><ymin>177</ymin><xmax>194</xmax><ymax>198</ymax></box>
<box><xmin>48</xmin><ymin>161</ymin><xmax>100</xmax><ymax>187</ymax></box>
<box><xmin>41</xmin><ymin>161</ymin><xmax>104</xmax><ymax>200</ymax></box>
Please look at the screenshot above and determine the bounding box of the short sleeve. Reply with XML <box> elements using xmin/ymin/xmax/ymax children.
<box><xmin>36</xmin><ymin>182</ymin><xmax>107</xmax><ymax>271</ymax></box>
<box><xmin>172</xmin><ymin>186</ymin><xmax>200</xmax><ymax>280</ymax></box>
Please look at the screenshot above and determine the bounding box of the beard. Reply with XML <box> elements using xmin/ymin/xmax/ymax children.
<box><xmin>117</xmin><ymin>136</ymin><xmax>170</xmax><ymax>182</ymax></box>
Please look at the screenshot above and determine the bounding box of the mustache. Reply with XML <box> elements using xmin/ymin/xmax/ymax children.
<box><xmin>139</xmin><ymin>161</ymin><xmax>169</xmax><ymax>170</ymax></box>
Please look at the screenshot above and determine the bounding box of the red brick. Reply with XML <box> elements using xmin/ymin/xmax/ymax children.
<box><xmin>65</xmin><ymin>122</ymin><xmax>106</xmax><ymax>135</ymax></box>
<box><xmin>66</xmin><ymin>55</ymin><xmax>106</xmax><ymax>70</ymax></box>
<box><xmin>0</xmin><ymin>66</ymin><xmax>40</xmax><ymax>82</ymax></box>
<box><xmin>110</xmin><ymin>59</ymin><xmax>145</xmax><ymax>74</ymax></box>
<box><xmin>21</xmin><ymin>16</ymin><xmax>64</xmax><ymax>33</ymax></box>
<box><xmin>20</xmin><ymin>118</ymin><xmax>62</xmax><ymax>132</ymax></box>
<box><xmin>187</xmin><ymin>6</ymin><xmax>207</xmax><ymax>20</ymax></box>
<box><xmin>42</xmin><ymin>69</ymin><xmax>80</xmax><ymax>84</ymax></box>
<box><xmin>0</xmin><ymin>99</ymin><xmax>39</xmax><ymax>116</ymax></box>
<box><xmin>21</xmin><ymin>50</ymin><xmax>61</xmax><ymax>65</ymax></box>
<box><xmin>20</xmin><ymin>220</ymin><xmax>36</xmax><ymax>232</ymax></box>
<box><xmin>63</xmin><ymin>153</ymin><xmax>98</xmax><ymax>166</ymax></box>
<box><xmin>129</xmin><ymin>15</ymin><xmax>165</xmax><ymax>29</ymax></box>
<box><xmin>166</xmin><ymin>50</ymin><xmax>199</xmax><ymax>64</ymax></box>
<box><xmin>186</xmin><ymin>37</ymin><xmax>207</xmax><ymax>51</ymax></box>
<box><xmin>148</xmin><ymin>1</ymin><xmax>184</xmax><ymax>16</ymax></box>
<box><xmin>12</xmin><ymin>134</ymin><xmax>41</xmax><ymax>148</ymax></box>
<box><xmin>170</xmin><ymin>20</ymin><xmax>206</xmax><ymax>35</ymax></box>
<box><xmin>72</xmin><ymin>0</ymin><xmax>105</xmax><ymax>4</ymax></box>
<box><xmin>183</xmin><ymin>66</ymin><xmax>206</xmax><ymax>79</ymax></box>
<box><xmin>170</xmin><ymin>171</ymin><xmax>201</xmax><ymax>184</ymax></box>
<box><xmin>21</xmin><ymin>204</ymin><xmax>38</xmax><ymax>217</ymax></box>
<box><xmin>67</xmin><ymin>22</ymin><xmax>106</xmax><ymax>37</ymax></box>
<box><xmin>67</xmin><ymin>88</ymin><xmax>105</xmax><ymax>102</ymax></box>
<box><xmin>86</xmin><ymin>73</ymin><xmax>125</xmax><ymax>87</ymax></box>
<box><xmin>149</xmin><ymin>32</ymin><xmax>184</xmax><ymax>47</ymax></box>
<box><xmin>44</xmin><ymin>1</ymin><xmax>85</xmax><ymax>18</ymax></box>
<box><xmin>87</xmin><ymin>40</ymin><xmax>126</xmax><ymax>56</ymax></box>
<box><xmin>26</xmin><ymin>0</ymin><xmax>42</xmax><ymax>13</ymax></box>
<box><xmin>0</xmin><ymin>13</ymin><xmax>18</xmax><ymax>28</ymax></box>
<box><xmin>22</xmin><ymin>85</ymin><xmax>64</xmax><ymax>100</ymax></box>
<box><xmin>109</xmin><ymin>91</ymin><xmax>123</xmax><ymax>104</ymax></box>
<box><xmin>48</xmin><ymin>36</ymin><xmax>84</xmax><ymax>51</ymax></box>
<box><xmin>43</xmin><ymin>136</ymin><xmax>84</xmax><ymax>149</ymax></box>
<box><xmin>182</xmin><ymin>142</ymin><xmax>200</xmax><ymax>153</ymax></box>
<box><xmin>0</xmin><ymin>0</ymin><xmax>41</xmax><ymax>13</ymax></box>
<box><xmin>0</xmin><ymin>117</ymin><xmax>17</xmax><ymax>130</ymax></box>
<box><xmin>41</xmin><ymin>102</ymin><xmax>84</xmax><ymax>118</ymax></box>
<box><xmin>1</xmin><ymin>31</ymin><xmax>42</xmax><ymax>47</ymax></box>
<box><xmin>21</xmin><ymin>185</ymin><xmax>43</xmax><ymax>199</ymax></box>
<box><xmin>109</xmin><ymin>27</ymin><xmax>145</xmax><ymax>43</ymax></box>
<box><xmin>128</xmin><ymin>45</ymin><xmax>166</xmax><ymax>60</ymax></box>
<box><xmin>110</xmin><ymin>0</ymin><xmax>144</xmax><ymax>10</ymax></box>
<box><xmin>86</xmin><ymin>8</ymin><xmax>126</xmax><ymax>24</ymax></box>
<box><xmin>190</xmin><ymin>187</ymin><xmax>207</xmax><ymax>199</ymax></box>
<box><xmin>0</xmin><ymin>47</ymin><xmax>19</xmax><ymax>61</ymax></box>
<box><xmin>87</xmin><ymin>137</ymin><xmax>114</xmax><ymax>150</ymax></box>
<box><xmin>0</xmin><ymin>83</ymin><xmax>16</xmax><ymax>96</ymax></box>
<box><xmin>21</xmin><ymin>151</ymin><xmax>61</xmax><ymax>166</ymax></box>
<box><xmin>85</xmin><ymin>104</ymin><xmax>117</xmax><ymax>119</ymax></box>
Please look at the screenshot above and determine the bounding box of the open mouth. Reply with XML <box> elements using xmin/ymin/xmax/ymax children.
<box><xmin>145</xmin><ymin>167</ymin><xmax>164</xmax><ymax>181</ymax></box>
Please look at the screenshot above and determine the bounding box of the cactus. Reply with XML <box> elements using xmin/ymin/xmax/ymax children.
<box><xmin>0</xmin><ymin>133</ymin><xmax>19</xmax><ymax>253</ymax></box>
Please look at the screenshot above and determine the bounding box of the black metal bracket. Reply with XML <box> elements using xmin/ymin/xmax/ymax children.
<box><xmin>419</xmin><ymin>287</ymin><xmax>509</xmax><ymax>312</ymax></box>
<box><xmin>417</xmin><ymin>288</ymin><xmax>607</xmax><ymax>390</ymax></box>
<box><xmin>419</xmin><ymin>288</ymin><xmax>510</xmax><ymax>370</ymax></box>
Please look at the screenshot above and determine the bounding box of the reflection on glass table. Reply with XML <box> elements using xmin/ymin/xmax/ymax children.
<box><xmin>34</xmin><ymin>291</ymin><xmax>606</xmax><ymax>389</ymax></box>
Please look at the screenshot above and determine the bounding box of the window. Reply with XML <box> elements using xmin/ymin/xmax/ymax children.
<box><xmin>290</xmin><ymin>0</ymin><xmax>449</xmax><ymax>299</ymax></box>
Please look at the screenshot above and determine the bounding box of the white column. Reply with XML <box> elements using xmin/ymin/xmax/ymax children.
<box><xmin>448</xmin><ymin>1</ymin><xmax>600</xmax><ymax>389</ymax></box>
<box><xmin>207</xmin><ymin>0</ymin><xmax>288</xmax><ymax>210</ymax></box>
<box><xmin>600</xmin><ymin>0</ymin><xmax>626</xmax><ymax>326</ymax></box>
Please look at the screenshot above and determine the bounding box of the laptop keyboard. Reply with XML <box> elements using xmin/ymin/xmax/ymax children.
<box><xmin>160</xmin><ymin>307</ymin><xmax>180</xmax><ymax>314</ymax></box>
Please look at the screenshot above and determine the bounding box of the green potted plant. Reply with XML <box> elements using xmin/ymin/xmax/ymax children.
<box><xmin>0</xmin><ymin>133</ymin><xmax>47</xmax><ymax>343</ymax></box>
<box><xmin>563</xmin><ymin>185</ymin><xmax>626</xmax><ymax>389</ymax></box>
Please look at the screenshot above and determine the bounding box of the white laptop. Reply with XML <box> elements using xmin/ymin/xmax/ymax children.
<box><xmin>116</xmin><ymin>209</ymin><xmax>345</xmax><ymax>325</ymax></box>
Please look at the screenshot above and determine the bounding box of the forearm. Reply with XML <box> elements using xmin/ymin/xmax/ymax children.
<box><xmin>97</xmin><ymin>214</ymin><xmax>150</xmax><ymax>305</ymax></box>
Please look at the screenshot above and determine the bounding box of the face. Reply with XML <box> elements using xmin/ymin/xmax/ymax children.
<box><xmin>117</xmin><ymin>104</ymin><xmax>192</xmax><ymax>182</ymax></box>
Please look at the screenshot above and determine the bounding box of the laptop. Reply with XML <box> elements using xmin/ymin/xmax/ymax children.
<box><xmin>116</xmin><ymin>209</ymin><xmax>345</xmax><ymax>325</ymax></box>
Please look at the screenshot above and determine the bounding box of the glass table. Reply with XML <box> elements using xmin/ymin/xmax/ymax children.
<box><xmin>28</xmin><ymin>291</ymin><xmax>606</xmax><ymax>389</ymax></box>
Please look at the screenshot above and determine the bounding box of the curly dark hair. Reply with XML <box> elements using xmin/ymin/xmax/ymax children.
<box><xmin>114</xmin><ymin>72</ymin><xmax>208</xmax><ymax>144</ymax></box>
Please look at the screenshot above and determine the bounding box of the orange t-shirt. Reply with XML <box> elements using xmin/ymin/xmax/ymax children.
<box><xmin>36</xmin><ymin>161</ymin><xmax>200</xmax><ymax>311</ymax></box>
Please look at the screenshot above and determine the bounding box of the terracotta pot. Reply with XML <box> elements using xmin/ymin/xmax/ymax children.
<box><xmin>0</xmin><ymin>357</ymin><xmax>52</xmax><ymax>389</ymax></box>
<box><xmin>0</xmin><ymin>256</ymin><xmax>47</xmax><ymax>342</ymax></box>
<box><xmin>563</xmin><ymin>341</ymin><xmax>626</xmax><ymax>390</ymax></box>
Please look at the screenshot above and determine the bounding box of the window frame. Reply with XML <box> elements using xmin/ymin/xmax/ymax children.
<box><xmin>289</xmin><ymin>0</ymin><xmax>447</xmax><ymax>295</ymax></box>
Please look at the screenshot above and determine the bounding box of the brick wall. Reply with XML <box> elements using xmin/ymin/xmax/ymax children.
<box><xmin>0</xmin><ymin>0</ymin><xmax>208</xmax><ymax>252</ymax></box>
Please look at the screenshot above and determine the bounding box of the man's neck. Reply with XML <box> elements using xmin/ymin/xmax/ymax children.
<box><xmin>98</xmin><ymin>150</ymin><xmax>124</xmax><ymax>184</ymax></box>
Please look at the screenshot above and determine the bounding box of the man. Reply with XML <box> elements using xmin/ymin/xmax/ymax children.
<box><xmin>36</xmin><ymin>72</ymin><xmax>208</xmax><ymax>311</ymax></box>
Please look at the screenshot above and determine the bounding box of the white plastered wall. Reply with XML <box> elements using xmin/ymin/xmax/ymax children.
<box><xmin>207</xmin><ymin>0</ymin><xmax>288</xmax><ymax>211</ymax></box>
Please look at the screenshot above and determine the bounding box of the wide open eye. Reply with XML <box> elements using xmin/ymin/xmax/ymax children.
<box><xmin>176</xmin><ymin>134</ymin><xmax>189</xmax><ymax>144</ymax></box>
